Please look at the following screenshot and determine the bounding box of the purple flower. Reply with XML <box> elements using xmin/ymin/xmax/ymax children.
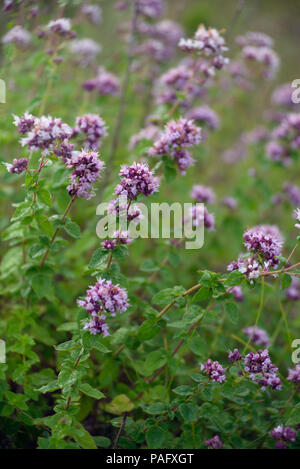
<box><xmin>173</xmin><ymin>149</ymin><xmax>195</xmax><ymax>174</ymax></box>
<box><xmin>285</xmin><ymin>276</ymin><xmax>300</xmax><ymax>301</ymax></box>
<box><xmin>84</xmin><ymin>315</ymin><xmax>109</xmax><ymax>336</ymax></box>
<box><xmin>243</xmin><ymin>326</ymin><xmax>270</xmax><ymax>348</ymax></box>
<box><xmin>228</xmin><ymin>349</ymin><xmax>242</xmax><ymax>363</ymax></box>
<box><xmin>75</xmin><ymin>114</ymin><xmax>108</xmax><ymax>150</ymax></box>
<box><xmin>230</xmin><ymin>286</ymin><xmax>243</xmax><ymax>302</ymax></box>
<box><xmin>266</xmin><ymin>140</ymin><xmax>288</xmax><ymax>165</ymax></box>
<box><xmin>137</xmin><ymin>0</ymin><xmax>164</xmax><ymax>18</ymax></box>
<box><xmin>227</xmin><ymin>256</ymin><xmax>261</xmax><ymax>283</ymax></box>
<box><xmin>221</xmin><ymin>196</ymin><xmax>237</xmax><ymax>210</ymax></box>
<box><xmin>160</xmin><ymin>65</ymin><xmax>192</xmax><ymax>91</ymax></box>
<box><xmin>107</xmin><ymin>198</ymin><xmax>142</xmax><ymax>223</ymax></box>
<box><xmin>243</xmin><ymin>228</ymin><xmax>282</xmax><ymax>268</ymax></box>
<box><xmin>13</xmin><ymin>112</ymin><xmax>36</xmax><ymax>134</ymax></box>
<box><xmin>101</xmin><ymin>240</ymin><xmax>116</xmax><ymax>251</ymax></box>
<box><xmin>270</xmin><ymin>425</ymin><xmax>297</xmax><ymax>449</ymax></box>
<box><xmin>284</xmin><ymin>182</ymin><xmax>300</xmax><ymax>206</ymax></box>
<box><xmin>5</xmin><ymin>158</ymin><xmax>28</xmax><ymax>174</ymax></box>
<box><xmin>48</xmin><ymin>18</ymin><xmax>72</xmax><ymax>37</ymax></box>
<box><xmin>287</xmin><ymin>364</ymin><xmax>300</xmax><ymax>384</ymax></box>
<box><xmin>149</xmin><ymin>118</ymin><xmax>201</xmax><ymax>156</ymax></box>
<box><xmin>113</xmin><ymin>230</ymin><xmax>132</xmax><ymax>245</ymax></box>
<box><xmin>115</xmin><ymin>162</ymin><xmax>159</xmax><ymax>200</ymax></box>
<box><xmin>81</xmin><ymin>3</ymin><xmax>102</xmax><ymax>25</ymax></box>
<box><xmin>190</xmin><ymin>205</ymin><xmax>215</xmax><ymax>231</ymax></box>
<box><xmin>67</xmin><ymin>150</ymin><xmax>105</xmax><ymax>199</ymax></box>
<box><xmin>242</xmin><ymin>126</ymin><xmax>270</xmax><ymax>144</ymax></box>
<box><xmin>2</xmin><ymin>25</ymin><xmax>31</xmax><ymax>47</ymax></box>
<box><xmin>154</xmin><ymin>20</ymin><xmax>183</xmax><ymax>46</ymax></box>
<box><xmin>242</xmin><ymin>45</ymin><xmax>279</xmax><ymax>79</ymax></box>
<box><xmin>83</xmin><ymin>67</ymin><xmax>120</xmax><ymax>96</ymax></box>
<box><xmin>70</xmin><ymin>38</ymin><xmax>101</xmax><ymax>65</ymax></box>
<box><xmin>19</xmin><ymin>115</ymin><xmax>73</xmax><ymax>154</ymax></box>
<box><xmin>190</xmin><ymin>185</ymin><xmax>215</xmax><ymax>204</ymax></box>
<box><xmin>272</xmin><ymin>83</ymin><xmax>295</xmax><ymax>109</ymax></box>
<box><xmin>205</xmin><ymin>435</ymin><xmax>223</xmax><ymax>449</ymax></box>
<box><xmin>222</xmin><ymin>142</ymin><xmax>247</xmax><ymax>163</ymax></box>
<box><xmin>54</xmin><ymin>140</ymin><xmax>75</xmax><ymax>163</ymax></box>
<box><xmin>78</xmin><ymin>277</ymin><xmax>129</xmax><ymax>326</ymax></box>
<box><xmin>201</xmin><ymin>359</ymin><xmax>226</xmax><ymax>383</ymax></box>
<box><xmin>187</xmin><ymin>106</ymin><xmax>220</xmax><ymax>131</ymax></box>
<box><xmin>179</xmin><ymin>24</ymin><xmax>228</xmax><ymax>58</ymax></box>
<box><xmin>244</xmin><ymin>349</ymin><xmax>281</xmax><ymax>390</ymax></box>
<box><xmin>236</xmin><ymin>31</ymin><xmax>274</xmax><ymax>48</ymax></box>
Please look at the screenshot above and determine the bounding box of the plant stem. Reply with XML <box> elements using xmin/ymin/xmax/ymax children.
<box><xmin>113</xmin><ymin>411</ymin><xmax>128</xmax><ymax>449</ymax></box>
<box><xmin>98</xmin><ymin>1</ymin><xmax>138</xmax><ymax>200</ymax></box>
<box><xmin>243</xmin><ymin>277</ymin><xmax>265</xmax><ymax>353</ymax></box>
<box><xmin>40</xmin><ymin>195</ymin><xmax>76</xmax><ymax>266</ymax></box>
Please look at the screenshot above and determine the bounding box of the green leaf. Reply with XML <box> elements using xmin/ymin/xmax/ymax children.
<box><xmin>192</xmin><ymin>286</ymin><xmax>211</xmax><ymax>303</ymax></box>
<box><xmin>138</xmin><ymin>319</ymin><xmax>160</xmax><ymax>341</ymax></box>
<box><xmin>54</xmin><ymin>340</ymin><xmax>77</xmax><ymax>351</ymax></box>
<box><xmin>93</xmin><ymin>436</ymin><xmax>111</xmax><ymax>448</ymax></box>
<box><xmin>105</xmin><ymin>394</ymin><xmax>134</xmax><ymax>415</ymax></box>
<box><xmin>69</xmin><ymin>424</ymin><xmax>97</xmax><ymax>449</ymax></box>
<box><xmin>38</xmin><ymin>380</ymin><xmax>60</xmax><ymax>394</ymax></box>
<box><xmin>281</xmin><ymin>273</ymin><xmax>292</xmax><ymax>290</ymax></box>
<box><xmin>179</xmin><ymin>403</ymin><xmax>198</xmax><ymax>423</ymax></box>
<box><xmin>31</xmin><ymin>273</ymin><xmax>52</xmax><ymax>299</ymax></box>
<box><xmin>88</xmin><ymin>248</ymin><xmax>107</xmax><ymax>269</ymax></box>
<box><xmin>65</xmin><ymin>221</ymin><xmax>81</xmax><ymax>239</ymax></box>
<box><xmin>152</xmin><ymin>286</ymin><xmax>185</xmax><ymax>306</ymax></box>
<box><xmin>287</xmin><ymin>403</ymin><xmax>300</xmax><ymax>426</ymax></box>
<box><xmin>145</xmin><ymin>403</ymin><xmax>168</xmax><ymax>415</ymax></box>
<box><xmin>146</xmin><ymin>426</ymin><xmax>166</xmax><ymax>448</ymax></box>
<box><xmin>172</xmin><ymin>385</ymin><xmax>193</xmax><ymax>396</ymax></box>
<box><xmin>144</xmin><ymin>351</ymin><xmax>167</xmax><ymax>372</ymax></box>
<box><xmin>79</xmin><ymin>383</ymin><xmax>105</xmax><ymax>400</ymax></box>
<box><xmin>57</xmin><ymin>321</ymin><xmax>77</xmax><ymax>332</ymax></box>
<box><xmin>225</xmin><ymin>301</ymin><xmax>239</xmax><ymax>324</ymax></box>
<box><xmin>37</xmin><ymin>188</ymin><xmax>52</xmax><ymax>207</ymax></box>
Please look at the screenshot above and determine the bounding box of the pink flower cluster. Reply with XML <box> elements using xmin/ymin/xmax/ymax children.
<box><xmin>16</xmin><ymin>114</ymin><xmax>73</xmax><ymax>155</ymax></box>
<box><xmin>82</xmin><ymin>67</ymin><xmax>120</xmax><ymax>96</ymax></box>
<box><xmin>201</xmin><ymin>359</ymin><xmax>226</xmax><ymax>383</ymax></box>
<box><xmin>78</xmin><ymin>278</ymin><xmax>129</xmax><ymax>335</ymax></box>
<box><xmin>66</xmin><ymin>150</ymin><xmax>105</xmax><ymax>199</ymax></box>
<box><xmin>74</xmin><ymin>114</ymin><xmax>108</xmax><ymax>150</ymax></box>
<box><xmin>244</xmin><ymin>349</ymin><xmax>281</xmax><ymax>391</ymax></box>
<box><xmin>115</xmin><ymin>162</ymin><xmax>159</xmax><ymax>200</ymax></box>
<box><xmin>149</xmin><ymin>118</ymin><xmax>201</xmax><ymax>174</ymax></box>
<box><xmin>238</xmin><ymin>31</ymin><xmax>279</xmax><ymax>79</ymax></box>
<box><xmin>270</xmin><ymin>426</ymin><xmax>297</xmax><ymax>449</ymax></box>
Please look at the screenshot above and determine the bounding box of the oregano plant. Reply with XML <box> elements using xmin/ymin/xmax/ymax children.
<box><xmin>0</xmin><ymin>0</ymin><xmax>300</xmax><ymax>452</ymax></box>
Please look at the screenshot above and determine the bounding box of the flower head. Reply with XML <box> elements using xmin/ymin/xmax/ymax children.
<box><xmin>75</xmin><ymin>114</ymin><xmax>108</xmax><ymax>150</ymax></box>
<box><xmin>205</xmin><ymin>435</ymin><xmax>223</xmax><ymax>449</ymax></box>
<box><xmin>67</xmin><ymin>150</ymin><xmax>104</xmax><ymax>199</ymax></box>
<box><xmin>201</xmin><ymin>359</ymin><xmax>226</xmax><ymax>383</ymax></box>
<box><xmin>115</xmin><ymin>162</ymin><xmax>159</xmax><ymax>200</ymax></box>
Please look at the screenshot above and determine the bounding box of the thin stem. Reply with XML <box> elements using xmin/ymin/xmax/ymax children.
<box><xmin>278</xmin><ymin>299</ymin><xmax>292</xmax><ymax>349</ymax></box>
<box><xmin>226</xmin><ymin>0</ymin><xmax>247</xmax><ymax>41</ymax></box>
<box><xmin>286</xmin><ymin>242</ymin><xmax>298</xmax><ymax>265</ymax></box>
<box><xmin>40</xmin><ymin>195</ymin><xmax>76</xmax><ymax>266</ymax></box>
<box><xmin>65</xmin><ymin>351</ymin><xmax>83</xmax><ymax>411</ymax></box>
<box><xmin>243</xmin><ymin>277</ymin><xmax>265</xmax><ymax>353</ymax></box>
<box><xmin>98</xmin><ymin>2</ymin><xmax>138</xmax><ymax>200</ymax></box>
<box><xmin>113</xmin><ymin>411</ymin><xmax>128</xmax><ymax>449</ymax></box>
